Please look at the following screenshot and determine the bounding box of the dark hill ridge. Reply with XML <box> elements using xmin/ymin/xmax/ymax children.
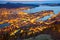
<box><xmin>41</xmin><ymin>3</ymin><xmax>60</xmax><ymax>6</ymax></box>
<box><xmin>0</xmin><ymin>2</ymin><xmax>60</xmax><ymax>8</ymax></box>
<box><xmin>0</xmin><ymin>2</ymin><xmax>39</xmax><ymax>8</ymax></box>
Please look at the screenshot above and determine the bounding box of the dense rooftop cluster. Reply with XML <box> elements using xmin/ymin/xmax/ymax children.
<box><xmin>0</xmin><ymin>8</ymin><xmax>60</xmax><ymax>40</ymax></box>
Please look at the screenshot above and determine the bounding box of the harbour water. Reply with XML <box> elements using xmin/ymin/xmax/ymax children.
<box><xmin>23</xmin><ymin>5</ymin><xmax>60</xmax><ymax>21</ymax></box>
<box><xmin>24</xmin><ymin>5</ymin><xmax>60</xmax><ymax>14</ymax></box>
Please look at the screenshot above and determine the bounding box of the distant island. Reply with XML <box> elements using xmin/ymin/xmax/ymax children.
<box><xmin>41</xmin><ymin>3</ymin><xmax>60</xmax><ymax>6</ymax></box>
<box><xmin>0</xmin><ymin>2</ymin><xmax>39</xmax><ymax>8</ymax></box>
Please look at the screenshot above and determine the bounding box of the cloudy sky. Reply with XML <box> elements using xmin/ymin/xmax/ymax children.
<box><xmin>0</xmin><ymin>0</ymin><xmax>60</xmax><ymax>1</ymax></box>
